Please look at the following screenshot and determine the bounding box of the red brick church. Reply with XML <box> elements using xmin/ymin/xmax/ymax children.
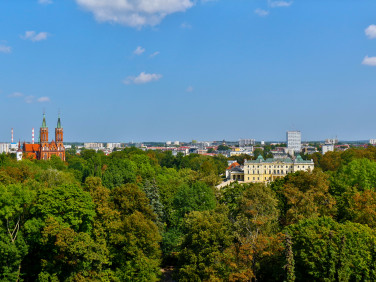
<box><xmin>22</xmin><ymin>114</ymin><xmax>65</xmax><ymax>161</ymax></box>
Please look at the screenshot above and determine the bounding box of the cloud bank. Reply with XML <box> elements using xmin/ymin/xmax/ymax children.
<box><xmin>0</xmin><ymin>44</ymin><xmax>11</xmax><ymax>53</ymax></box>
<box><xmin>362</xmin><ymin>56</ymin><xmax>376</xmax><ymax>66</ymax></box>
<box><xmin>124</xmin><ymin>72</ymin><xmax>162</xmax><ymax>84</ymax></box>
<box><xmin>21</xmin><ymin>31</ymin><xmax>49</xmax><ymax>42</ymax></box>
<box><xmin>75</xmin><ymin>0</ymin><xmax>194</xmax><ymax>28</ymax></box>
<box><xmin>365</xmin><ymin>25</ymin><xmax>376</xmax><ymax>39</ymax></box>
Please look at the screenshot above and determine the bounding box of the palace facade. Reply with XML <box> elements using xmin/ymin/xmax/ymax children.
<box><xmin>227</xmin><ymin>155</ymin><xmax>314</xmax><ymax>184</ymax></box>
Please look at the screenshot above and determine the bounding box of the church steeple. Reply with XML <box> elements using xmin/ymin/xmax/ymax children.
<box><xmin>57</xmin><ymin>113</ymin><xmax>62</xmax><ymax>129</ymax></box>
<box><xmin>42</xmin><ymin>113</ymin><xmax>47</xmax><ymax>128</ymax></box>
<box><xmin>40</xmin><ymin>113</ymin><xmax>49</xmax><ymax>144</ymax></box>
<box><xmin>55</xmin><ymin>113</ymin><xmax>64</xmax><ymax>144</ymax></box>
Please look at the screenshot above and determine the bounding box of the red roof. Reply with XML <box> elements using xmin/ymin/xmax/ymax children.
<box><xmin>24</xmin><ymin>144</ymin><xmax>40</xmax><ymax>152</ymax></box>
<box><xmin>226</xmin><ymin>162</ymin><xmax>240</xmax><ymax>170</ymax></box>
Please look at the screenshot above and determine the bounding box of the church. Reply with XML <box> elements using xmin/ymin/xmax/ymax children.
<box><xmin>21</xmin><ymin>114</ymin><xmax>66</xmax><ymax>161</ymax></box>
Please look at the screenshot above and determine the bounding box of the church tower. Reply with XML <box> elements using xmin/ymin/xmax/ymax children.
<box><xmin>55</xmin><ymin>114</ymin><xmax>65</xmax><ymax>161</ymax></box>
<box><xmin>40</xmin><ymin>113</ymin><xmax>48</xmax><ymax>145</ymax></box>
<box><xmin>40</xmin><ymin>113</ymin><xmax>49</xmax><ymax>160</ymax></box>
<box><xmin>55</xmin><ymin>114</ymin><xmax>63</xmax><ymax>144</ymax></box>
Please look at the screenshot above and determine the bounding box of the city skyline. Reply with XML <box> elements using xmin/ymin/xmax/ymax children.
<box><xmin>1</xmin><ymin>1</ymin><xmax>376</xmax><ymax>142</ymax></box>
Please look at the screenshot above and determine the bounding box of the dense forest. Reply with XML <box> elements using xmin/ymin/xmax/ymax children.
<box><xmin>2</xmin><ymin>146</ymin><xmax>376</xmax><ymax>281</ymax></box>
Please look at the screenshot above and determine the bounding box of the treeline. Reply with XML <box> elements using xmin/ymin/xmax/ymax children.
<box><xmin>1</xmin><ymin>146</ymin><xmax>376</xmax><ymax>281</ymax></box>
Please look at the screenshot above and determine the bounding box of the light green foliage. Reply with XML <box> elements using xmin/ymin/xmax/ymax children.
<box><xmin>30</xmin><ymin>184</ymin><xmax>96</xmax><ymax>233</ymax></box>
<box><xmin>0</xmin><ymin>184</ymin><xmax>35</xmax><ymax>281</ymax></box>
<box><xmin>37</xmin><ymin>168</ymin><xmax>77</xmax><ymax>188</ymax></box>
<box><xmin>331</xmin><ymin>158</ymin><xmax>376</xmax><ymax>222</ymax></box>
<box><xmin>332</xmin><ymin>158</ymin><xmax>376</xmax><ymax>194</ymax></box>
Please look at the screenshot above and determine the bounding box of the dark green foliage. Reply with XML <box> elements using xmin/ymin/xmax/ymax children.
<box><xmin>171</xmin><ymin>182</ymin><xmax>216</xmax><ymax>225</ymax></box>
<box><xmin>143</xmin><ymin>180</ymin><xmax>165</xmax><ymax>230</ymax></box>
<box><xmin>288</xmin><ymin>217</ymin><xmax>376</xmax><ymax>281</ymax></box>
<box><xmin>102</xmin><ymin>158</ymin><xmax>137</xmax><ymax>188</ymax></box>
<box><xmin>177</xmin><ymin>210</ymin><xmax>233</xmax><ymax>281</ymax></box>
<box><xmin>2</xmin><ymin>146</ymin><xmax>376</xmax><ymax>280</ymax></box>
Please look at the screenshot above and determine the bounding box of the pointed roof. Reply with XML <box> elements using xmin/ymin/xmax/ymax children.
<box><xmin>57</xmin><ymin>113</ymin><xmax>62</xmax><ymax>128</ymax></box>
<box><xmin>41</xmin><ymin>113</ymin><xmax>47</xmax><ymax>128</ymax></box>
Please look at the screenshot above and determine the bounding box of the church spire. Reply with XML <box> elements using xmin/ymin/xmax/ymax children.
<box><xmin>41</xmin><ymin>113</ymin><xmax>47</xmax><ymax>128</ymax></box>
<box><xmin>57</xmin><ymin>113</ymin><xmax>62</xmax><ymax>128</ymax></box>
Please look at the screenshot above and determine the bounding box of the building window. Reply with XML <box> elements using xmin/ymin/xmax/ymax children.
<box><xmin>248</xmin><ymin>177</ymin><xmax>249</xmax><ymax>180</ymax></box>
<box><xmin>253</xmin><ymin>177</ymin><xmax>255</xmax><ymax>180</ymax></box>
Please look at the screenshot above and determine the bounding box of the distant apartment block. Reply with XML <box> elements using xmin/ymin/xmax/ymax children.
<box><xmin>0</xmin><ymin>143</ymin><xmax>10</xmax><ymax>154</ymax></box>
<box><xmin>370</xmin><ymin>139</ymin><xmax>376</xmax><ymax>145</ymax></box>
<box><xmin>325</xmin><ymin>138</ymin><xmax>338</xmax><ymax>145</ymax></box>
<box><xmin>106</xmin><ymin>143</ymin><xmax>121</xmax><ymax>149</ymax></box>
<box><xmin>239</xmin><ymin>139</ymin><xmax>256</xmax><ymax>147</ymax></box>
<box><xmin>322</xmin><ymin>144</ymin><xmax>334</xmax><ymax>155</ymax></box>
<box><xmin>84</xmin><ymin>143</ymin><xmax>104</xmax><ymax>149</ymax></box>
<box><xmin>287</xmin><ymin>131</ymin><xmax>301</xmax><ymax>152</ymax></box>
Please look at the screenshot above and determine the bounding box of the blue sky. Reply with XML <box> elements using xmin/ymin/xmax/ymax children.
<box><xmin>1</xmin><ymin>0</ymin><xmax>376</xmax><ymax>142</ymax></box>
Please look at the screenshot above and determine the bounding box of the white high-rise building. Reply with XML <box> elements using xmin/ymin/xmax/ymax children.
<box><xmin>239</xmin><ymin>139</ymin><xmax>256</xmax><ymax>147</ymax></box>
<box><xmin>322</xmin><ymin>144</ymin><xmax>334</xmax><ymax>155</ymax></box>
<box><xmin>287</xmin><ymin>131</ymin><xmax>301</xmax><ymax>153</ymax></box>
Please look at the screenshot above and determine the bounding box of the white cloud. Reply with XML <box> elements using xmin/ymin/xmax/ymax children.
<box><xmin>362</xmin><ymin>56</ymin><xmax>376</xmax><ymax>66</ymax></box>
<box><xmin>24</xmin><ymin>96</ymin><xmax>34</xmax><ymax>104</ymax></box>
<box><xmin>255</xmin><ymin>8</ymin><xmax>269</xmax><ymax>16</ymax></box>
<box><xmin>21</xmin><ymin>31</ymin><xmax>49</xmax><ymax>42</ymax></box>
<box><xmin>37</xmin><ymin>96</ymin><xmax>50</xmax><ymax>102</ymax></box>
<box><xmin>365</xmin><ymin>25</ymin><xmax>376</xmax><ymax>39</ymax></box>
<box><xmin>186</xmin><ymin>86</ymin><xmax>194</xmax><ymax>92</ymax></box>
<box><xmin>150</xmin><ymin>51</ymin><xmax>160</xmax><ymax>58</ymax></box>
<box><xmin>124</xmin><ymin>72</ymin><xmax>162</xmax><ymax>84</ymax></box>
<box><xmin>38</xmin><ymin>0</ymin><xmax>53</xmax><ymax>4</ymax></box>
<box><xmin>180</xmin><ymin>22</ymin><xmax>192</xmax><ymax>29</ymax></box>
<box><xmin>133</xmin><ymin>46</ymin><xmax>145</xmax><ymax>55</ymax></box>
<box><xmin>0</xmin><ymin>44</ymin><xmax>11</xmax><ymax>53</ymax></box>
<box><xmin>8</xmin><ymin>92</ymin><xmax>23</xmax><ymax>98</ymax></box>
<box><xmin>75</xmin><ymin>0</ymin><xmax>194</xmax><ymax>28</ymax></box>
<box><xmin>268</xmin><ymin>0</ymin><xmax>293</xmax><ymax>8</ymax></box>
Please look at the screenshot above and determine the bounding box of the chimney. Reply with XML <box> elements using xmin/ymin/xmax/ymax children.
<box><xmin>32</xmin><ymin>128</ymin><xmax>34</xmax><ymax>144</ymax></box>
<box><xmin>11</xmin><ymin>128</ymin><xmax>13</xmax><ymax>143</ymax></box>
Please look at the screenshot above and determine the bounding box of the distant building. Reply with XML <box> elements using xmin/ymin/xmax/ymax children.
<box><xmin>84</xmin><ymin>143</ymin><xmax>104</xmax><ymax>149</ymax></box>
<box><xmin>325</xmin><ymin>138</ymin><xmax>338</xmax><ymax>145</ymax></box>
<box><xmin>287</xmin><ymin>131</ymin><xmax>301</xmax><ymax>153</ymax></box>
<box><xmin>227</xmin><ymin>155</ymin><xmax>314</xmax><ymax>184</ymax></box>
<box><xmin>174</xmin><ymin>141</ymin><xmax>180</xmax><ymax>145</ymax></box>
<box><xmin>106</xmin><ymin>143</ymin><xmax>121</xmax><ymax>149</ymax></box>
<box><xmin>239</xmin><ymin>139</ymin><xmax>256</xmax><ymax>147</ymax></box>
<box><xmin>370</xmin><ymin>139</ymin><xmax>376</xmax><ymax>145</ymax></box>
<box><xmin>322</xmin><ymin>144</ymin><xmax>334</xmax><ymax>155</ymax></box>
<box><xmin>166</xmin><ymin>141</ymin><xmax>172</xmax><ymax>145</ymax></box>
<box><xmin>21</xmin><ymin>114</ymin><xmax>65</xmax><ymax>161</ymax></box>
<box><xmin>302</xmin><ymin>146</ymin><xmax>318</xmax><ymax>155</ymax></box>
<box><xmin>0</xmin><ymin>143</ymin><xmax>10</xmax><ymax>154</ymax></box>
